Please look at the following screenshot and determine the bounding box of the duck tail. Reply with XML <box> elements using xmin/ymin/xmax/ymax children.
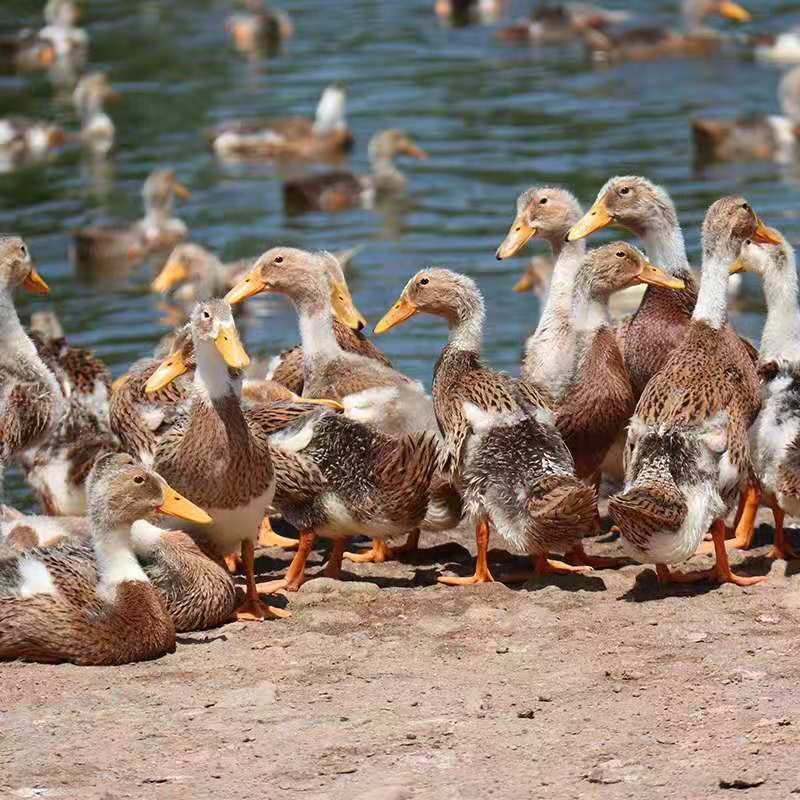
<box><xmin>526</xmin><ymin>474</ymin><xmax>597</xmax><ymax>553</ymax></box>
<box><xmin>608</xmin><ymin>481</ymin><xmax>686</xmax><ymax>550</ymax></box>
<box><xmin>374</xmin><ymin>430</ymin><xmax>439</xmax><ymax>489</ymax></box>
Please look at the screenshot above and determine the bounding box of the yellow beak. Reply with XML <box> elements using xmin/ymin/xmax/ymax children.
<box><xmin>158</xmin><ymin>483</ymin><xmax>212</xmax><ymax>524</ymax></box>
<box><xmin>145</xmin><ymin>350</ymin><xmax>188</xmax><ymax>394</ymax></box>
<box><xmin>496</xmin><ymin>215</ymin><xmax>536</xmax><ymax>260</ymax></box>
<box><xmin>401</xmin><ymin>141</ymin><xmax>428</xmax><ymax>159</ymax></box>
<box><xmin>151</xmin><ymin>257</ymin><xmax>188</xmax><ymax>294</ymax></box>
<box><xmin>374</xmin><ymin>294</ymin><xmax>418</xmax><ymax>335</ymax></box>
<box><xmin>717</xmin><ymin>1</ymin><xmax>751</xmax><ymax>22</ymax></box>
<box><xmin>214</xmin><ymin>323</ymin><xmax>250</xmax><ymax>369</ymax></box>
<box><xmin>567</xmin><ymin>197</ymin><xmax>614</xmax><ymax>242</ymax></box>
<box><xmin>330</xmin><ymin>279</ymin><xmax>367</xmax><ymax>331</ymax></box>
<box><xmin>225</xmin><ymin>270</ymin><xmax>268</xmax><ymax>305</ymax></box>
<box><xmin>289</xmin><ymin>393</ymin><xmax>344</xmax><ymax>410</ymax></box>
<box><xmin>513</xmin><ymin>271</ymin><xmax>536</xmax><ymax>292</ymax></box>
<box><xmin>22</xmin><ymin>266</ymin><xmax>50</xmax><ymax>294</ymax></box>
<box><xmin>172</xmin><ymin>181</ymin><xmax>191</xmax><ymax>200</ymax></box>
<box><xmin>636</xmin><ymin>260</ymin><xmax>686</xmax><ymax>289</ymax></box>
<box><xmin>752</xmin><ymin>217</ymin><xmax>782</xmax><ymax>246</ymax></box>
<box><xmin>729</xmin><ymin>256</ymin><xmax>745</xmax><ymax>275</ymax></box>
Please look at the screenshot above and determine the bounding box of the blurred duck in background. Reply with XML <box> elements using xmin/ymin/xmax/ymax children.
<box><xmin>73</xmin><ymin>72</ymin><xmax>118</xmax><ymax>156</ymax></box>
<box><xmin>497</xmin><ymin>3</ymin><xmax>631</xmax><ymax>44</ymax></box>
<box><xmin>0</xmin><ymin>31</ymin><xmax>55</xmax><ymax>74</ymax></box>
<box><xmin>225</xmin><ymin>0</ymin><xmax>293</xmax><ymax>55</ymax></box>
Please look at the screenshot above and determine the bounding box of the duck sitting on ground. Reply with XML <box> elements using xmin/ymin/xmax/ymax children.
<box><xmin>282</xmin><ymin>129</ymin><xmax>427</xmax><ymax>214</ymax></box>
<box><xmin>692</xmin><ymin>66</ymin><xmax>800</xmax><ymax>163</ymax></box>
<box><xmin>0</xmin><ymin>453</ymin><xmax>212</xmax><ymax>665</ymax></box>
<box><xmin>73</xmin><ymin>72</ymin><xmax>118</xmax><ymax>156</ymax></box>
<box><xmin>71</xmin><ymin>169</ymin><xmax>190</xmax><ymax>270</ymax></box>
<box><xmin>207</xmin><ymin>83</ymin><xmax>351</xmax><ymax>162</ymax></box>
<box><xmin>497</xmin><ymin>3</ymin><xmax>631</xmax><ymax>44</ymax></box>
<box><xmin>723</xmin><ymin>231</ymin><xmax>800</xmax><ymax>560</ymax></box>
<box><xmin>582</xmin><ymin>0</ymin><xmax>751</xmax><ymax>62</ymax></box>
<box><xmin>609</xmin><ymin>197</ymin><xmax>778</xmax><ymax>586</ymax></box>
<box><xmin>226</xmin><ymin>0</ymin><xmax>293</xmax><ymax>54</ymax></box>
<box><xmin>375</xmin><ymin>268</ymin><xmax>595</xmax><ymax>584</ymax></box>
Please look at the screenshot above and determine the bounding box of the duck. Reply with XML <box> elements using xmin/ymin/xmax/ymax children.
<box><xmin>723</xmin><ymin>231</ymin><xmax>800</xmax><ymax>560</ymax></box>
<box><xmin>71</xmin><ymin>169</ymin><xmax>190</xmax><ymax>270</ymax></box>
<box><xmin>0</xmin><ymin>32</ymin><xmax>55</xmax><ymax>73</ymax></box>
<box><xmin>497</xmin><ymin>3</ymin><xmax>631</xmax><ymax>44</ymax></box>
<box><xmin>0</xmin><ymin>236</ymin><xmax>65</xmax><ymax>495</ymax></box>
<box><xmin>753</xmin><ymin>28</ymin><xmax>800</xmax><ymax>65</ymax></box>
<box><xmin>435</xmin><ymin>0</ymin><xmax>509</xmax><ymax>26</ymax></box>
<box><xmin>73</xmin><ymin>72</ymin><xmax>118</xmax><ymax>156</ymax></box>
<box><xmin>38</xmin><ymin>0</ymin><xmax>88</xmax><ymax>59</ymax></box>
<box><xmin>226</xmin><ymin>0</ymin><xmax>293</xmax><ymax>54</ymax></box>
<box><xmin>608</xmin><ymin>196</ymin><xmax>779</xmax><ymax>586</ymax></box>
<box><xmin>374</xmin><ymin>268</ymin><xmax>595</xmax><ymax>584</ymax></box>
<box><xmin>583</xmin><ymin>0</ymin><xmax>751</xmax><ymax>62</ymax></box>
<box><xmin>206</xmin><ymin>83</ymin><xmax>352</xmax><ymax>162</ymax></box>
<box><xmin>143</xmin><ymin>299</ymin><xmax>292</xmax><ymax>621</ymax></box>
<box><xmin>0</xmin><ymin>116</ymin><xmax>67</xmax><ymax>171</ymax></box>
<box><xmin>282</xmin><ymin>129</ymin><xmax>427</xmax><ymax>214</ymax></box>
<box><xmin>692</xmin><ymin>66</ymin><xmax>800</xmax><ymax>163</ymax></box>
<box><xmin>0</xmin><ymin>452</ymin><xmax>212</xmax><ymax>665</ymax></box>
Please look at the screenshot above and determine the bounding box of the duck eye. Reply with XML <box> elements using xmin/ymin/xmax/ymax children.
<box><xmin>133</xmin><ymin>475</ymin><xmax>144</xmax><ymax>485</ymax></box>
<box><xmin>419</xmin><ymin>277</ymin><xmax>429</xmax><ymax>286</ymax></box>
<box><xmin>745</xmin><ymin>239</ymin><xmax>752</xmax><ymax>246</ymax></box>
<box><xmin>19</xmin><ymin>244</ymin><xmax>27</xmax><ymax>258</ymax></box>
<box><xmin>202</xmin><ymin>310</ymin><xmax>211</xmax><ymax>319</ymax></box>
<box><xmin>619</xmin><ymin>187</ymin><xmax>630</xmax><ymax>195</ymax></box>
<box><xmin>274</xmin><ymin>256</ymin><xmax>284</xmax><ymax>264</ymax></box>
<box><xmin>741</xmin><ymin>203</ymin><xmax>750</xmax><ymax>212</ymax></box>
<box><xmin>539</xmin><ymin>197</ymin><xmax>548</xmax><ymax>205</ymax></box>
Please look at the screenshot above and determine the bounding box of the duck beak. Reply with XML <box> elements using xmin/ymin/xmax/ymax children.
<box><xmin>330</xmin><ymin>279</ymin><xmax>367</xmax><ymax>331</ymax></box>
<box><xmin>401</xmin><ymin>140</ymin><xmax>428</xmax><ymax>159</ymax></box>
<box><xmin>497</xmin><ymin>215</ymin><xmax>536</xmax><ymax>260</ymax></box>
<box><xmin>513</xmin><ymin>271</ymin><xmax>536</xmax><ymax>292</ymax></box>
<box><xmin>214</xmin><ymin>323</ymin><xmax>250</xmax><ymax>369</ymax></box>
<box><xmin>225</xmin><ymin>270</ymin><xmax>268</xmax><ymax>305</ymax></box>
<box><xmin>172</xmin><ymin>181</ymin><xmax>191</xmax><ymax>200</ymax></box>
<box><xmin>717</xmin><ymin>1</ymin><xmax>751</xmax><ymax>22</ymax></box>
<box><xmin>729</xmin><ymin>256</ymin><xmax>746</xmax><ymax>275</ymax></box>
<box><xmin>39</xmin><ymin>45</ymin><xmax>56</xmax><ymax>66</ymax></box>
<box><xmin>752</xmin><ymin>218</ymin><xmax>781</xmax><ymax>245</ymax></box>
<box><xmin>567</xmin><ymin>197</ymin><xmax>614</xmax><ymax>242</ymax></box>
<box><xmin>158</xmin><ymin>483</ymin><xmax>212</xmax><ymax>524</ymax></box>
<box><xmin>23</xmin><ymin>266</ymin><xmax>50</xmax><ymax>294</ymax></box>
<box><xmin>374</xmin><ymin>294</ymin><xmax>417</xmax><ymax>334</ymax></box>
<box><xmin>145</xmin><ymin>350</ymin><xmax>188</xmax><ymax>394</ymax></box>
<box><xmin>636</xmin><ymin>260</ymin><xmax>685</xmax><ymax>289</ymax></box>
<box><xmin>290</xmin><ymin>394</ymin><xmax>344</xmax><ymax>411</ymax></box>
<box><xmin>151</xmin><ymin>257</ymin><xmax>188</xmax><ymax>294</ymax></box>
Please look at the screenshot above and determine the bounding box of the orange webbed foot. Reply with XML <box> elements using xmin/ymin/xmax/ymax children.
<box><xmin>235</xmin><ymin>595</ymin><xmax>291</xmax><ymax>621</ymax></box>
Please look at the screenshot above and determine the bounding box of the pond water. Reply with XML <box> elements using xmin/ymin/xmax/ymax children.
<box><xmin>1</xmin><ymin>0</ymin><xmax>799</xmax><ymax>504</ymax></box>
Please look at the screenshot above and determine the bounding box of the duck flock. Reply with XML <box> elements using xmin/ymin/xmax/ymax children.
<box><xmin>1</xmin><ymin>0</ymin><xmax>800</xmax><ymax>667</ymax></box>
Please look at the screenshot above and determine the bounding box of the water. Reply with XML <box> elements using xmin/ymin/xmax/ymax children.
<box><xmin>1</xmin><ymin>0</ymin><xmax>799</xmax><ymax>505</ymax></box>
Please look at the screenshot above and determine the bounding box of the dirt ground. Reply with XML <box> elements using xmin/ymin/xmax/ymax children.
<box><xmin>3</xmin><ymin>505</ymin><xmax>800</xmax><ymax>800</ymax></box>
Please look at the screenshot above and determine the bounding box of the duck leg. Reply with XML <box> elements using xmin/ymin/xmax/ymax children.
<box><xmin>344</xmin><ymin>530</ymin><xmax>421</xmax><ymax>563</ymax></box>
<box><xmin>235</xmin><ymin>539</ymin><xmax>292</xmax><ymax>620</ymax></box>
<box><xmin>768</xmin><ymin>501</ymin><xmax>798</xmax><ymax>560</ymax></box>
<box><xmin>565</xmin><ymin>540</ymin><xmax>626</xmax><ymax>570</ymax></box>
<box><xmin>438</xmin><ymin>517</ymin><xmax>494</xmax><ymax>585</ymax></box>
<box><xmin>258</xmin><ymin>529</ymin><xmax>316</xmax><ymax>593</ymax></box>
<box><xmin>501</xmin><ymin>553</ymin><xmax>592</xmax><ymax>583</ymax></box>
<box><xmin>658</xmin><ymin>520</ymin><xmax>766</xmax><ymax>586</ymax></box>
<box><xmin>696</xmin><ymin>483</ymin><xmax>761</xmax><ymax>554</ymax></box>
<box><xmin>323</xmin><ymin>538</ymin><xmax>347</xmax><ymax>579</ymax></box>
<box><xmin>258</xmin><ymin>516</ymin><xmax>299</xmax><ymax>549</ymax></box>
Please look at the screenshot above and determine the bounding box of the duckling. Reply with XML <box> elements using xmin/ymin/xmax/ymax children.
<box><xmin>226</xmin><ymin>0</ymin><xmax>293</xmax><ymax>54</ymax></box>
<box><xmin>583</xmin><ymin>0</ymin><xmax>751</xmax><ymax>62</ymax></box>
<box><xmin>0</xmin><ymin>116</ymin><xmax>67</xmax><ymax>171</ymax></box>
<box><xmin>724</xmin><ymin>231</ymin><xmax>800</xmax><ymax>559</ymax></box>
<box><xmin>609</xmin><ymin>197</ymin><xmax>778</xmax><ymax>585</ymax></box>
<box><xmin>207</xmin><ymin>83</ymin><xmax>351</xmax><ymax>162</ymax></box>
<box><xmin>497</xmin><ymin>3</ymin><xmax>631</xmax><ymax>44</ymax></box>
<box><xmin>73</xmin><ymin>72</ymin><xmax>118</xmax><ymax>156</ymax></box>
<box><xmin>282</xmin><ymin>129</ymin><xmax>427</xmax><ymax>214</ymax></box>
<box><xmin>71</xmin><ymin>169</ymin><xmax>190</xmax><ymax>270</ymax></box>
<box><xmin>144</xmin><ymin>299</ymin><xmax>289</xmax><ymax>621</ymax></box>
<box><xmin>0</xmin><ymin>32</ymin><xmax>55</xmax><ymax>73</ymax></box>
<box><xmin>692</xmin><ymin>66</ymin><xmax>800</xmax><ymax>163</ymax></box>
<box><xmin>375</xmin><ymin>268</ymin><xmax>595</xmax><ymax>584</ymax></box>
<box><xmin>0</xmin><ymin>237</ymin><xmax>64</xmax><ymax>494</ymax></box>
<box><xmin>0</xmin><ymin>452</ymin><xmax>212</xmax><ymax>665</ymax></box>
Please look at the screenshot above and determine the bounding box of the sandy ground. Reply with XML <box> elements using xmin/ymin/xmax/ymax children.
<box><xmin>3</xmin><ymin>506</ymin><xmax>800</xmax><ymax>800</ymax></box>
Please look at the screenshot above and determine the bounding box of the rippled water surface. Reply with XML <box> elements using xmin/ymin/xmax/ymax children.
<box><xmin>2</xmin><ymin>0</ymin><xmax>800</xmax><ymax>504</ymax></box>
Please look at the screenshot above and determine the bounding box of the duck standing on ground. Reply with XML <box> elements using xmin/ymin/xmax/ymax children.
<box><xmin>609</xmin><ymin>197</ymin><xmax>779</xmax><ymax>586</ymax></box>
<box><xmin>72</xmin><ymin>169</ymin><xmax>190</xmax><ymax>269</ymax></box>
<box><xmin>0</xmin><ymin>453</ymin><xmax>212</xmax><ymax>665</ymax></box>
<box><xmin>207</xmin><ymin>83</ymin><xmax>351</xmax><ymax>162</ymax></box>
<box><xmin>726</xmin><ymin>232</ymin><xmax>800</xmax><ymax>560</ymax></box>
<box><xmin>375</xmin><ymin>268</ymin><xmax>595</xmax><ymax>584</ymax></box>
<box><xmin>282</xmin><ymin>130</ymin><xmax>426</xmax><ymax>213</ymax></box>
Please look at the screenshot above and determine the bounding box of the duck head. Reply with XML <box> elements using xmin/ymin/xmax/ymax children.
<box><xmin>0</xmin><ymin>235</ymin><xmax>49</xmax><ymax>294</ymax></box>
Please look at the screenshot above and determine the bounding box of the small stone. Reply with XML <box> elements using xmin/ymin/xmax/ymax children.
<box><xmin>756</xmin><ymin>615</ymin><xmax>779</xmax><ymax>625</ymax></box>
<box><xmin>517</xmin><ymin>709</ymin><xmax>535</xmax><ymax>719</ymax></box>
<box><xmin>719</xmin><ymin>775</ymin><xmax>765</xmax><ymax>790</ymax></box>
<box><xmin>687</xmin><ymin>631</ymin><xmax>709</xmax><ymax>643</ymax></box>
<box><xmin>495</xmin><ymin>645</ymin><xmax>509</xmax><ymax>654</ymax></box>
<box><xmin>536</xmin><ymin>694</ymin><xmax>552</xmax><ymax>703</ymax></box>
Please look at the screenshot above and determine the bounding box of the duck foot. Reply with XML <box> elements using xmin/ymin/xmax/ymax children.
<box><xmin>258</xmin><ymin>517</ymin><xmax>299</xmax><ymax>550</ymax></box>
<box><xmin>768</xmin><ymin>504</ymin><xmax>798</xmax><ymax>560</ymax></box>
<box><xmin>565</xmin><ymin>541</ymin><xmax>625</xmax><ymax>570</ymax></box>
<box><xmin>323</xmin><ymin>539</ymin><xmax>346</xmax><ymax>579</ymax></box>
<box><xmin>258</xmin><ymin>529</ymin><xmax>316</xmax><ymax>593</ymax></box>
<box><xmin>697</xmin><ymin>483</ymin><xmax>760</xmax><ymax>554</ymax></box>
<box><xmin>235</xmin><ymin>595</ymin><xmax>291</xmax><ymax>621</ymax></box>
<box><xmin>344</xmin><ymin>530</ymin><xmax>421</xmax><ymax>563</ymax></box>
<box><xmin>225</xmin><ymin>553</ymin><xmax>242</xmax><ymax>573</ymax></box>
<box><xmin>501</xmin><ymin>554</ymin><xmax>592</xmax><ymax>583</ymax></box>
<box><xmin>438</xmin><ymin>518</ymin><xmax>494</xmax><ymax>586</ymax></box>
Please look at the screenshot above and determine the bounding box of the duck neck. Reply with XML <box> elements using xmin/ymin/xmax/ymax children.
<box><xmin>641</xmin><ymin>219</ymin><xmax>691</xmax><ymax>277</ymax></box>
<box><xmin>762</xmin><ymin>259</ymin><xmax>800</xmax><ymax>363</ymax></box>
<box><xmin>370</xmin><ymin>152</ymin><xmax>404</xmax><ymax>188</ymax></box>
<box><xmin>447</xmin><ymin>294</ymin><xmax>485</xmax><ymax>354</ymax></box>
<box><xmin>572</xmin><ymin>280</ymin><xmax>610</xmax><ymax>334</ymax></box>
<box><xmin>93</xmin><ymin>523</ymin><xmax>148</xmax><ymax>595</ymax></box>
<box><xmin>0</xmin><ymin>286</ymin><xmax>53</xmax><ymax>376</ymax></box>
<box><xmin>692</xmin><ymin>251</ymin><xmax>731</xmax><ymax>329</ymax></box>
<box><xmin>193</xmin><ymin>338</ymin><xmax>238</xmax><ymax>403</ymax></box>
<box><xmin>537</xmin><ymin>237</ymin><xmax>585</xmax><ymax>331</ymax></box>
<box><xmin>295</xmin><ymin>286</ymin><xmax>342</xmax><ymax>363</ymax></box>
